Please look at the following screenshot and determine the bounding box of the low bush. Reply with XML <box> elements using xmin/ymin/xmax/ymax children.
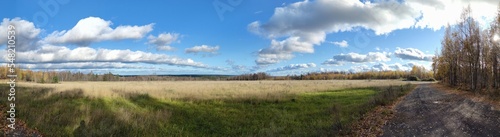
<box><xmin>406</xmin><ymin>76</ymin><xmax>420</xmax><ymax>81</ymax></box>
<box><xmin>421</xmin><ymin>78</ymin><xmax>436</xmax><ymax>82</ymax></box>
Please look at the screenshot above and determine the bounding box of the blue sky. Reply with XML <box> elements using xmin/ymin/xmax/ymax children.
<box><xmin>1</xmin><ymin>0</ymin><xmax>498</xmax><ymax>75</ymax></box>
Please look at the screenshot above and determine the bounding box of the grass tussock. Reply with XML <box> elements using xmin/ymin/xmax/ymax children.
<box><xmin>0</xmin><ymin>81</ymin><xmax>414</xmax><ymax>136</ymax></box>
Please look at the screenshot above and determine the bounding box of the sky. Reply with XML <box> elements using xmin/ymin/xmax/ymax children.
<box><xmin>1</xmin><ymin>0</ymin><xmax>499</xmax><ymax>75</ymax></box>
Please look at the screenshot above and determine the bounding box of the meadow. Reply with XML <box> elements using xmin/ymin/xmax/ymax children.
<box><xmin>17</xmin><ymin>80</ymin><xmax>413</xmax><ymax>99</ymax></box>
<box><xmin>0</xmin><ymin>80</ymin><xmax>415</xmax><ymax>136</ymax></box>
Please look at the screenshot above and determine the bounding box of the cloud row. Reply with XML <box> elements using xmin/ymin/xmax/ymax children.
<box><xmin>348</xmin><ymin>62</ymin><xmax>427</xmax><ymax>73</ymax></box>
<box><xmin>22</xmin><ymin>62</ymin><xmax>144</xmax><ymax>70</ymax></box>
<box><xmin>323</xmin><ymin>52</ymin><xmax>392</xmax><ymax>65</ymax></box>
<box><xmin>10</xmin><ymin>45</ymin><xmax>210</xmax><ymax>68</ymax></box>
<box><xmin>323</xmin><ymin>48</ymin><xmax>434</xmax><ymax>66</ymax></box>
<box><xmin>250</xmin><ymin>0</ymin><xmax>419</xmax><ymax>65</ymax></box>
<box><xmin>394</xmin><ymin>47</ymin><xmax>434</xmax><ymax>61</ymax></box>
<box><xmin>250</xmin><ymin>0</ymin><xmax>499</xmax><ymax>65</ymax></box>
<box><xmin>333</xmin><ymin>52</ymin><xmax>392</xmax><ymax>63</ymax></box>
<box><xmin>0</xmin><ymin>17</ymin><xmax>229</xmax><ymax>71</ymax></box>
<box><xmin>267</xmin><ymin>63</ymin><xmax>317</xmax><ymax>72</ymax></box>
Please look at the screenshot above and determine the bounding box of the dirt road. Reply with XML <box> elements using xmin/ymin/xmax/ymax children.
<box><xmin>382</xmin><ymin>84</ymin><xmax>500</xmax><ymax>137</ymax></box>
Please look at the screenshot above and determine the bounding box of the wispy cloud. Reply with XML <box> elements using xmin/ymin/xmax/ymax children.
<box><xmin>267</xmin><ymin>63</ymin><xmax>316</xmax><ymax>72</ymax></box>
<box><xmin>185</xmin><ymin>45</ymin><xmax>220</xmax><ymax>57</ymax></box>
<box><xmin>330</xmin><ymin>40</ymin><xmax>348</xmax><ymax>47</ymax></box>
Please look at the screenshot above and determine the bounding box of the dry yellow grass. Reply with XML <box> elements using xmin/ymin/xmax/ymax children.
<box><xmin>18</xmin><ymin>80</ymin><xmax>414</xmax><ymax>100</ymax></box>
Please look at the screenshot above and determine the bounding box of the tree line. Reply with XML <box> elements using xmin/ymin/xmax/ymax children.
<box><xmin>0</xmin><ymin>67</ymin><xmax>120</xmax><ymax>83</ymax></box>
<box><xmin>1</xmin><ymin>65</ymin><xmax>433</xmax><ymax>82</ymax></box>
<box><xmin>433</xmin><ymin>5</ymin><xmax>500</xmax><ymax>94</ymax></box>
<box><xmin>231</xmin><ymin>66</ymin><xmax>432</xmax><ymax>81</ymax></box>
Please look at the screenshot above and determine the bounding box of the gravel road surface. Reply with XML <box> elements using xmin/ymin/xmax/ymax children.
<box><xmin>382</xmin><ymin>84</ymin><xmax>500</xmax><ymax>137</ymax></box>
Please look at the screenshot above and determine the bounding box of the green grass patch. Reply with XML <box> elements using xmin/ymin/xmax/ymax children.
<box><xmin>0</xmin><ymin>84</ymin><xmax>414</xmax><ymax>136</ymax></box>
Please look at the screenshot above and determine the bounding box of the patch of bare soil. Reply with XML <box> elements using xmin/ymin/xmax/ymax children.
<box><xmin>381</xmin><ymin>84</ymin><xmax>500</xmax><ymax>136</ymax></box>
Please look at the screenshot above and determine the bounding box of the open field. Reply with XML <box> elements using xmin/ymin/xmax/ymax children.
<box><xmin>17</xmin><ymin>80</ymin><xmax>415</xmax><ymax>100</ymax></box>
<box><xmin>0</xmin><ymin>80</ymin><xmax>416</xmax><ymax>136</ymax></box>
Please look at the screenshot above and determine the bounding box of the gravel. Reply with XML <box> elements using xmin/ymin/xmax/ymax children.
<box><xmin>382</xmin><ymin>84</ymin><xmax>500</xmax><ymax>137</ymax></box>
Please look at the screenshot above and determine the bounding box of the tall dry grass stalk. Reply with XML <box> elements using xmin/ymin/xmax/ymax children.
<box><xmin>18</xmin><ymin>80</ymin><xmax>414</xmax><ymax>100</ymax></box>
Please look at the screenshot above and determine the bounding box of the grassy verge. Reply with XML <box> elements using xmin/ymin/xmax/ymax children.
<box><xmin>350</xmin><ymin>84</ymin><xmax>416</xmax><ymax>136</ymax></box>
<box><xmin>0</xmin><ymin>83</ymin><xmax>414</xmax><ymax>136</ymax></box>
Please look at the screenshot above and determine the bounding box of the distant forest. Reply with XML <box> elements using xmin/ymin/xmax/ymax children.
<box><xmin>0</xmin><ymin>65</ymin><xmax>432</xmax><ymax>82</ymax></box>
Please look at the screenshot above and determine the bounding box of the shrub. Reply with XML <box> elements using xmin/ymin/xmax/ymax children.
<box><xmin>406</xmin><ymin>76</ymin><xmax>420</xmax><ymax>81</ymax></box>
<box><xmin>421</xmin><ymin>78</ymin><xmax>436</xmax><ymax>82</ymax></box>
<box><xmin>52</xmin><ymin>76</ymin><xmax>59</xmax><ymax>83</ymax></box>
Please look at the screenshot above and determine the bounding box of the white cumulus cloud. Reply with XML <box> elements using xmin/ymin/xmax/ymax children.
<box><xmin>22</xmin><ymin>62</ymin><xmax>143</xmax><ymax>70</ymax></box>
<box><xmin>0</xmin><ymin>17</ymin><xmax>231</xmax><ymax>72</ymax></box>
<box><xmin>250</xmin><ymin>0</ymin><xmax>498</xmax><ymax>65</ymax></box>
<box><xmin>250</xmin><ymin>0</ymin><xmax>418</xmax><ymax>65</ymax></box>
<box><xmin>43</xmin><ymin>17</ymin><xmax>153</xmax><ymax>46</ymax></box>
<box><xmin>0</xmin><ymin>18</ymin><xmax>42</xmax><ymax>51</ymax></box>
<box><xmin>10</xmin><ymin>45</ymin><xmax>212</xmax><ymax>69</ymax></box>
<box><xmin>394</xmin><ymin>47</ymin><xmax>434</xmax><ymax>61</ymax></box>
<box><xmin>255</xmin><ymin>35</ymin><xmax>322</xmax><ymax>65</ymax></box>
<box><xmin>147</xmin><ymin>33</ymin><xmax>180</xmax><ymax>51</ymax></box>
<box><xmin>350</xmin><ymin>63</ymin><xmax>407</xmax><ymax>72</ymax></box>
<box><xmin>349</xmin><ymin>62</ymin><xmax>431</xmax><ymax>72</ymax></box>
<box><xmin>329</xmin><ymin>52</ymin><xmax>392</xmax><ymax>63</ymax></box>
<box><xmin>410</xmin><ymin>0</ymin><xmax>499</xmax><ymax>30</ymax></box>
